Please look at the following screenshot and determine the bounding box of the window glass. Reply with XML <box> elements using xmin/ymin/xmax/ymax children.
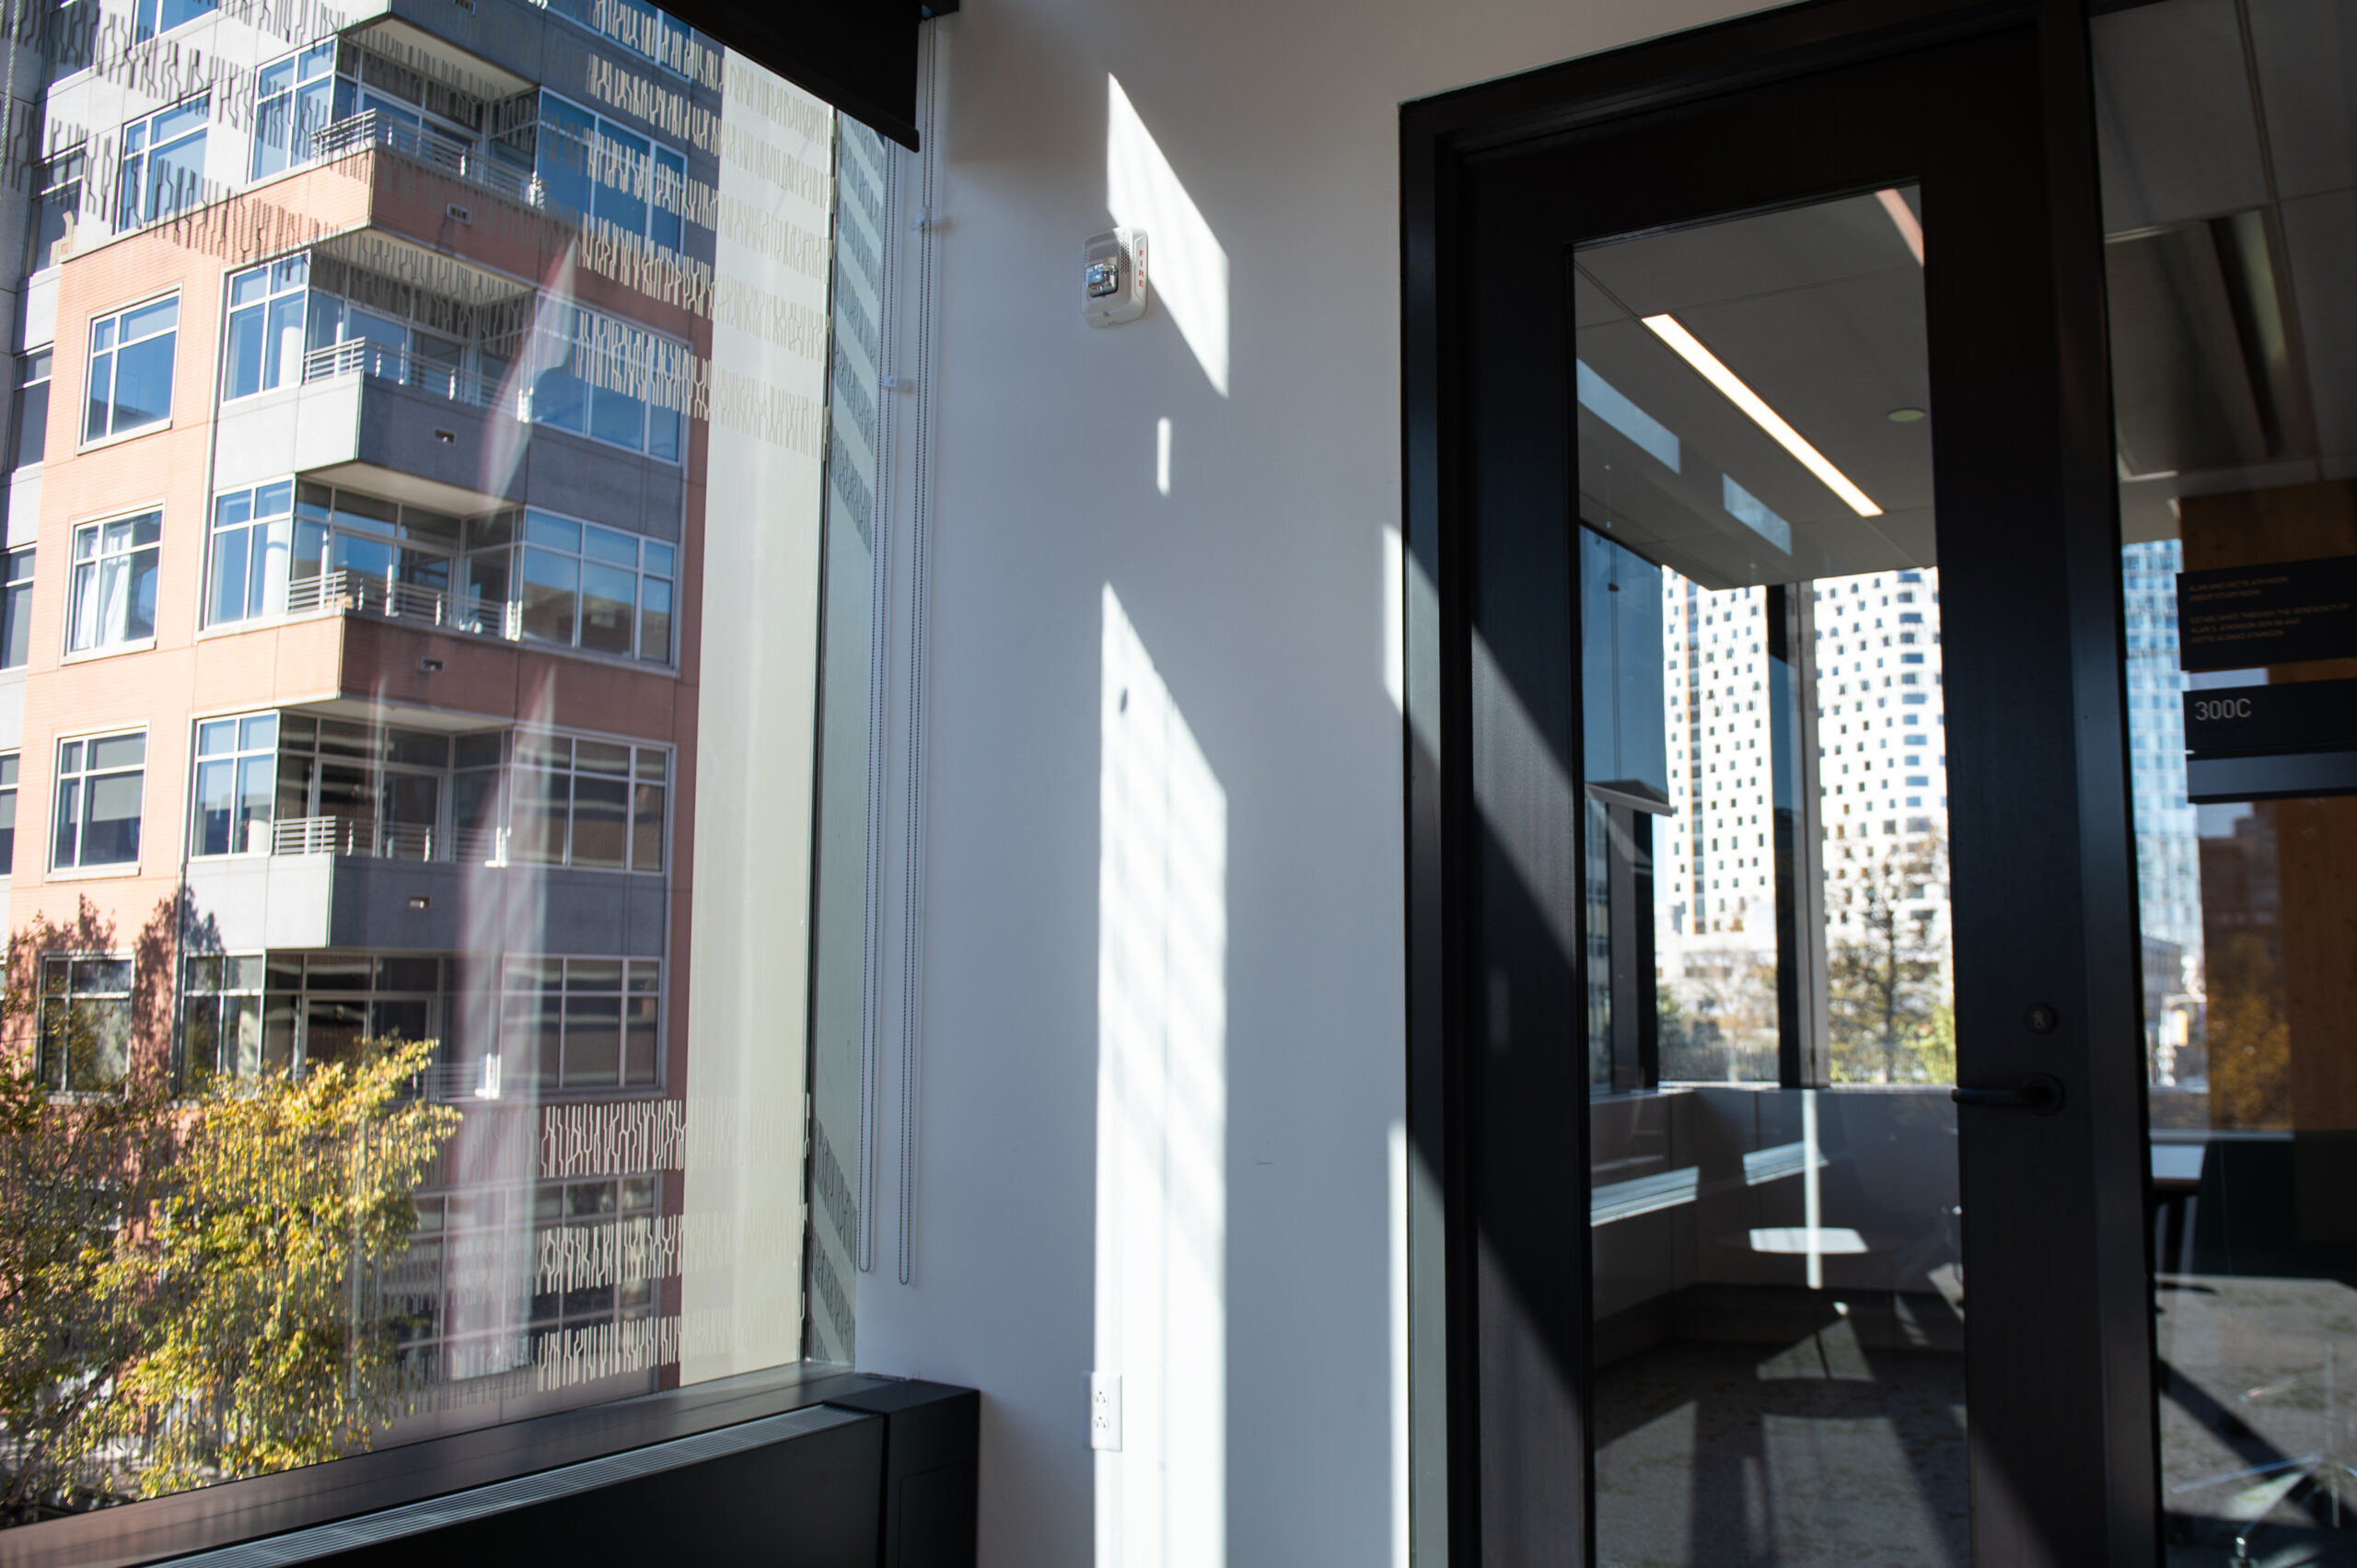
<box><xmin>1</xmin><ymin>549</ymin><xmax>31</xmax><ymax>668</ymax></box>
<box><xmin>67</xmin><ymin>513</ymin><xmax>161</xmax><ymax>651</ymax></box>
<box><xmin>118</xmin><ymin>98</ymin><xmax>209</xmax><ymax>227</ymax></box>
<box><xmin>14</xmin><ymin>347</ymin><xmax>51</xmax><ymax>466</ymax></box>
<box><xmin>2</xmin><ymin>16</ymin><xmax>888</xmax><ymax>1530</ymax></box>
<box><xmin>0</xmin><ymin>753</ymin><xmax>17</xmax><ymax>874</ymax></box>
<box><xmin>85</xmin><ymin>297</ymin><xmax>178</xmax><ymax>441</ymax></box>
<box><xmin>53</xmin><ymin>729</ymin><xmax>145</xmax><ymax>868</ymax></box>
<box><xmin>133</xmin><ymin>0</ymin><xmax>214</xmax><ymax>41</ymax></box>
<box><xmin>222</xmin><ymin>258</ymin><xmax>309</xmax><ymax>400</ymax></box>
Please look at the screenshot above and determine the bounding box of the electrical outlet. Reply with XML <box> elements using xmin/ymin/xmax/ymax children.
<box><xmin>1088</xmin><ymin>1372</ymin><xmax>1122</xmax><ymax>1451</ymax></box>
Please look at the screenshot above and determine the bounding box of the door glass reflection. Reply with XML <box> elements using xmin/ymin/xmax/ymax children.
<box><xmin>1576</xmin><ymin>186</ymin><xmax>1967</xmax><ymax>1566</ymax></box>
<box><xmin>2095</xmin><ymin>1</ymin><xmax>2357</xmax><ymax>1559</ymax></box>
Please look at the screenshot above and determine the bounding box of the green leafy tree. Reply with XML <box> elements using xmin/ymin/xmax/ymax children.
<box><xmin>0</xmin><ymin>903</ymin><xmax>175</xmax><ymax>1524</ymax></box>
<box><xmin>100</xmin><ymin>1040</ymin><xmax>460</xmax><ymax>1497</ymax></box>
<box><xmin>0</xmin><ymin>901</ymin><xmax>460</xmax><ymax>1516</ymax></box>
<box><xmin>1828</xmin><ymin>831</ymin><xmax>1950</xmax><ymax>1083</ymax></box>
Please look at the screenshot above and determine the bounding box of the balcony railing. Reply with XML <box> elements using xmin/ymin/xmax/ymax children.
<box><xmin>285</xmin><ymin>567</ymin><xmax>522</xmax><ymax>639</ymax></box>
<box><xmin>300</xmin><ymin>338</ymin><xmax>514</xmax><ymax>412</ymax></box>
<box><xmin>272</xmin><ymin>816</ymin><xmax>437</xmax><ymax>860</ymax></box>
<box><xmin>311</xmin><ymin>110</ymin><xmax>545</xmax><ymax>212</ymax></box>
<box><xmin>266</xmin><ymin>818</ymin><xmax>513</xmax><ymax>866</ymax></box>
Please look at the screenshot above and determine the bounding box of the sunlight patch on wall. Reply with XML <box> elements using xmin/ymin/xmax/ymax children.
<box><xmin>1097</xmin><ymin>584</ymin><xmax>1228</xmax><ymax>1568</ymax></box>
<box><xmin>1108</xmin><ymin>75</ymin><xmax>1231</xmax><ymax>397</ymax></box>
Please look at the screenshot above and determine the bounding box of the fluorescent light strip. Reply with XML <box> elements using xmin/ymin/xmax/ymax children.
<box><xmin>1642</xmin><ymin>313</ymin><xmax>1885</xmax><ymax>517</ymax></box>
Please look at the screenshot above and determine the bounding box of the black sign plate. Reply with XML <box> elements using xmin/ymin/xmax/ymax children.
<box><xmin>2183</xmin><ymin>679</ymin><xmax>2357</xmax><ymax>757</ymax></box>
<box><xmin>2176</xmin><ymin>555</ymin><xmax>2357</xmax><ymax>671</ymax></box>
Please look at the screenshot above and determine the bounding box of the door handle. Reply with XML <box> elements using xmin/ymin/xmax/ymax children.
<box><xmin>1951</xmin><ymin>1074</ymin><xmax>2063</xmax><ymax>1115</ymax></box>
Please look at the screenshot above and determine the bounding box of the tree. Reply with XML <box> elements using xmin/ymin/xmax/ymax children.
<box><xmin>1828</xmin><ymin>831</ymin><xmax>1951</xmax><ymax>1084</ymax></box>
<box><xmin>0</xmin><ymin>903</ymin><xmax>459</xmax><ymax>1516</ymax></box>
<box><xmin>99</xmin><ymin>1040</ymin><xmax>460</xmax><ymax>1498</ymax></box>
<box><xmin>0</xmin><ymin>902</ymin><xmax>176</xmax><ymax>1524</ymax></box>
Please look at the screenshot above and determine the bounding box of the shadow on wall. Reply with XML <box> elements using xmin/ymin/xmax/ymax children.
<box><xmin>1096</xmin><ymin>584</ymin><xmax>1228</xmax><ymax>1567</ymax></box>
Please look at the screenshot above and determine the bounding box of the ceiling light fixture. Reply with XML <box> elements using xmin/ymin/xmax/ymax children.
<box><xmin>1641</xmin><ymin>313</ymin><xmax>1885</xmax><ymax>517</ymax></box>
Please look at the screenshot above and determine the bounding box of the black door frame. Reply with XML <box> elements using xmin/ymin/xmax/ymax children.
<box><xmin>1399</xmin><ymin>3</ymin><xmax>2154</xmax><ymax>1563</ymax></box>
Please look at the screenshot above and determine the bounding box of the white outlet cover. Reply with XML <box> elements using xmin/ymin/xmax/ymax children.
<box><xmin>1088</xmin><ymin>1371</ymin><xmax>1123</xmax><ymax>1451</ymax></box>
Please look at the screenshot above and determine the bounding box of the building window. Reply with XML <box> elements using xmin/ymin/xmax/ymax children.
<box><xmin>293</xmin><ymin>483</ymin><xmax>465</xmax><ymax>621</ymax></box>
<box><xmin>14</xmin><ymin>349</ymin><xmax>51</xmax><ymax>466</ymax></box>
<box><xmin>118</xmin><ymin>98</ymin><xmax>209</xmax><ymax>227</ymax></box>
<box><xmin>222</xmin><ymin>257</ymin><xmax>310</xmax><ymax>400</ymax></box>
<box><xmin>192</xmin><ymin>713</ymin><xmax>280</xmax><ymax>856</ymax></box>
<box><xmin>38</xmin><ymin>954</ymin><xmax>134</xmax><ymax>1091</ymax></box>
<box><xmin>0</xmin><ymin>753</ymin><xmax>17</xmax><ymax>874</ymax></box>
<box><xmin>180</xmin><ymin>953</ymin><xmax>270</xmax><ymax>1083</ymax></box>
<box><xmin>53</xmin><ymin>730</ymin><xmax>145</xmax><ymax>869</ymax></box>
<box><xmin>273</xmin><ymin>715</ymin><xmax>453</xmax><ymax>860</ymax></box>
<box><xmin>520</xmin><ymin>302</ymin><xmax>686</xmax><ymax>459</ymax></box>
<box><xmin>475</xmin><ymin>510</ymin><xmax>675</xmax><ymax>661</ymax></box>
<box><xmin>28</xmin><ymin>150</ymin><xmax>83</xmax><ymax>273</ymax></box>
<box><xmin>1</xmin><ymin>549</ymin><xmax>30</xmax><ymax>668</ymax></box>
<box><xmin>85</xmin><ymin>296</ymin><xmax>179</xmax><ymax>441</ymax></box>
<box><xmin>491</xmin><ymin>89</ymin><xmax>693</xmax><ymax>255</ymax></box>
<box><xmin>206</xmin><ymin>481</ymin><xmax>295</xmax><ymax>624</ymax></box>
<box><xmin>502</xmin><ymin>956</ymin><xmax>660</xmax><ymax>1089</ymax></box>
<box><xmin>67</xmin><ymin>512</ymin><xmax>160</xmax><ymax>652</ymax></box>
<box><xmin>133</xmin><ymin>0</ymin><xmax>213</xmax><ymax>41</ymax></box>
<box><xmin>250</xmin><ymin>42</ymin><xmax>339</xmax><ymax>178</ymax></box>
<box><xmin>510</xmin><ymin>733</ymin><xmax>668</xmax><ymax>873</ymax></box>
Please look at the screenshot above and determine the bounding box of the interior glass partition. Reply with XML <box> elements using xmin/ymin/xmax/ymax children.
<box><xmin>1576</xmin><ymin>187</ymin><xmax>1967</xmax><ymax>1566</ymax></box>
<box><xmin>2092</xmin><ymin>0</ymin><xmax>2357</xmax><ymax>1559</ymax></box>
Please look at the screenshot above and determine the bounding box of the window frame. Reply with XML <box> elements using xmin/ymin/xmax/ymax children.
<box><xmin>249</xmin><ymin>41</ymin><xmax>338</xmax><ymax>179</ymax></box>
<box><xmin>1</xmin><ymin>547</ymin><xmax>32</xmax><ymax>668</ymax></box>
<box><xmin>221</xmin><ymin>255</ymin><xmax>312</xmax><ymax>402</ymax></box>
<box><xmin>0</xmin><ymin>751</ymin><xmax>18</xmax><ymax>877</ymax></box>
<box><xmin>14</xmin><ymin>346</ymin><xmax>52</xmax><ymax>468</ymax></box>
<box><xmin>189</xmin><ymin>710</ymin><xmax>281</xmax><ymax>858</ymax></box>
<box><xmin>37</xmin><ymin>950</ymin><xmax>135</xmax><ymax>1093</ymax></box>
<box><xmin>117</xmin><ymin>95</ymin><xmax>211</xmax><ymax>228</ymax></box>
<box><xmin>51</xmin><ymin>726</ymin><xmax>147</xmax><ymax>873</ymax></box>
<box><xmin>65</xmin><ymin>509</ymin><xmax>163</xmax><ymax>656</ymax></box>
<box><xmin>83</xmin><ymin>292</ymin><xmax>180</xmax><ymax>446</ymax></box>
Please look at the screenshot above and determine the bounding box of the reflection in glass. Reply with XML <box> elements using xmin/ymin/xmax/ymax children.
<box><xmin>1580</xmin><ymin>188</ymin><xmax>1965</xmax><ymax>1566</ymax></box>
<box><xmin>2096</xmin><ymin>0</ymin><xmax>2357</xmax><ymax>1557</ymax></box>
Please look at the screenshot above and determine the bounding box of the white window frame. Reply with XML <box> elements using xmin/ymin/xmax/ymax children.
<box><xmin>52</xmin><ymin>726</ymin><xmax>147</xmax><ymax>873</ymax></box>
<box><xmin>66</xmin><ymin>509</ymin><xmax>162</xmax><ymax>655</ymax></box>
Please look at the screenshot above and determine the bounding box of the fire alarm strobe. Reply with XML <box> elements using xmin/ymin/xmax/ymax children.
<box><xmin>1084</xmin><ymin>226</ymin><xmax>1147</xmax><ymax>327</ymax></box>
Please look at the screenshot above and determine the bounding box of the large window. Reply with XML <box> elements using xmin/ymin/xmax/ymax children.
<box><xmin>478</xmin><ymin>510</ymin><xmax>675</xmax><ymax>660</ymax></box>
<box><xmin>38</xmin><ymin>954</ymin><xmax>134</xmax><ymax>1092</ymax></box>
<box><xmin>501</xmin><ymin>955</ymin><xmax>661</xmax><ymax>1089</ymax></box>
<box><xmin>2</xmin><ymin>549</ymin><xmax>31</xmax><ymax>668</ymax></box>
<box><xmin>249</xmin><ymin>41</ymin><xmax>338</xmax><ymax>178</ymax></box>
<box><xmin>14</xmin><ymin>348</ymin><xmax>51</xmax><ymax>466</ymax></box>
<box><xmin>222</xmin><ymin>257</ymin><xmax>310</xmax><ymax>401</ymax></box>
<box><xmin>192</xmin><ymin>713</ymin><xmax>278</xmax><ymax>856</ymax></box>
<box><xmin>519</xmin><ymin>302</ymin><xmax>686</xmax><ymax>459</ymax></box>
<box><xmin>206</xmin><ymin>481</ymin><xmax>294</xmax><ymax>624</ymax></box>
<box><xmin>118</xmin><ymin>98</ymin><xmax>208</xmax><ymax>227</ymax></box>
<box><xmin>84</xmin><ymin>296</ymin><xmax>178</xmax><ymax>442</ymax></box>
<box><xmin>491</xmin><ymin>88</ymin><xmax>693</xmax><ymax>254</ymax></box>
<box><xmin>68</xmin><ymin>512</ymin><xmax>160</xmax><ymax>652</ymax></box>
<box><xmin>52</xmin><ymin>730</ymin><xmax>145</xmax><ymax>870</ymax></box>
<box><xmin>509</xmin><ymin>732</ymin><xmax>668</xmax><ymax>872</ymax></box>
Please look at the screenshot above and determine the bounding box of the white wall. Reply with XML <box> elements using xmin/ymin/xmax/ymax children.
<box><xmin>854</xmin><ymin>0</ymin><xmax>1761</xmax><ymax>1562</ymax></box>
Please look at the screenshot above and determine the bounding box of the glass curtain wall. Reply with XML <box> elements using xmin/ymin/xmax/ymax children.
<box><xmin>1575</xmin><ymin>188</ymin><xmax>1966</xmax><ymax>1566</ymax></box>
<box><xmin>2092</xmin><ymin>2</ymin><xmax>2357</xmax><ymax>1560</ymax></box>
<box><xmin>0</xmin><ymin>0</ymin><xmax>888</xmax><ymax>1530</ymax></box>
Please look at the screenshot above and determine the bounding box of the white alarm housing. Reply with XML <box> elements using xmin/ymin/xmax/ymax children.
<box><xmin>1084</xmin><ymin>227</ymin><xmax>1147</xmax><ymax>327</ymax></box>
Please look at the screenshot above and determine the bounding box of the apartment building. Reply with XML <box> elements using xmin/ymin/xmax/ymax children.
<box><xmin>0</xmin><ymin>0</ymin><xmax>868</xmax><ymax>1426</ymax></box>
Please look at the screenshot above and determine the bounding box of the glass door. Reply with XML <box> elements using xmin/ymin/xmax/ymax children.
<box><xmin>1409</xmin><ymin>16</ymin><xmax>2154</xmax><ymax>1567</ymax></box>
<box><xmin>1575</xmin><ymin>189</ymin><xmax>1967</xmax><ymax>1568</ymax></box>
<box><xmin>2092</xmin><ymin>0</ymin><xmax>2357</xmax><ymax>1560</ymax></box>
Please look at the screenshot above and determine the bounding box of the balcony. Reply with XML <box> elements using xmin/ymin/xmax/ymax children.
<box><xmin>311</xmin><ymin>110</ymin><xmax>547</xmax><ymax>215</ymax></box>
<box><xmin>183</xmin><ymin>830</ymin><xmax>664</xmax><ymax>956</ymax></box>
<box><xmin>284</xmin><ymin>567</ymin><xmax>523</xmax><ymax>645</ymax></box>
